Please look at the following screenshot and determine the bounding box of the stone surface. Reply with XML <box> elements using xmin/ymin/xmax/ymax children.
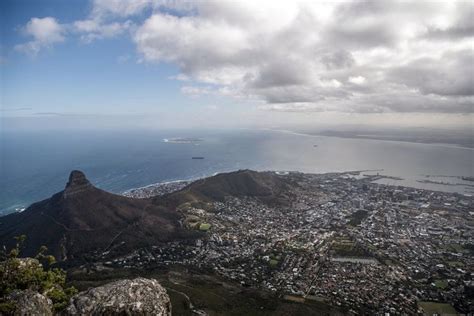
<box><xmin>64</xmin><ymin>170</ymin><xmax>92</xmax><ymax>197</ymax></box>
<box><xmin>65</xmin><ymin>277</ymin><xmax>171</xmax><ymax>315</ymax></box>
<box><xmin>9</xmin><ymin>289</ymin><xmax>53</xmax><ymax>316</ymax></box>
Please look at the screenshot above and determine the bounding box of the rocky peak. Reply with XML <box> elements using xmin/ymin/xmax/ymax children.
<box><xmin>9</xmin><ymin>278</ymin><xmax>172</xmax><ymax>315</ymax></box>
<box><xmin>66</xmin><ymin>277</ymin><xmax>172</xmax><ymax>315</ymax></box>
<box><xmin>64</xmin><ymin>170</ymin><xmax>92</xmax><ymax>197</ymax></box>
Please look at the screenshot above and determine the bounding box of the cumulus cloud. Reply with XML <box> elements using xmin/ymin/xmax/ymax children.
<box><xmin>348</xmin><ymin>76</ymin><xmax>366</xmax><ymax>85</ymax></box>
<box><xmin>129</xmin><ymin>0</ymin><xmax>473</xmax><ymax>113</ymax></box>
<box><xmin>423</xmin><ymin>1</ymin><xmax>474</xmax><ymax>40</ymax></box>
<box><xmin>15</xmin><ymin>17</ymin><xmax>65</xmax><ymax>55</ymax></box>
<box><xmin>16</xmin><ymin>0</ymin><xmax>474</xmax><ymax>114</ymax></box>
<box><xmin>389</xmin><ymin>50</ymin><xmax>474</xmax><ymax>97</ymax></box>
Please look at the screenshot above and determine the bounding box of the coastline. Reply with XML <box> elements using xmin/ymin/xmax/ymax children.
<box><xmin>3</xmin><ymin>168</ymin><xmax>473</xmax><ymax>216</ymax></box>
<box><xmin>262</xmin><ymin>128</ymin><xmax>474</xmax><ymax>151</ymax></box>
<box><xmin>121</xmin><ymin>169</ymin><xmax>473</xmax><ymax>201</ymax></box>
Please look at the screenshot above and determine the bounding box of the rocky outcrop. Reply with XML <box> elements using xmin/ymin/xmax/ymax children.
<box><xmin>63</xmin><ymin>170</ymin><xmax>92</xmax><ymax>197</ymax></box>
<box><xmin>65</xmin><ymin>278</ymin><xmax>171</xmax><ymax>315</ymax></box>
<box><xmin>8</xmin><ymin>290</ymin><xmax>53</xmax><ymax>316</ymax></box>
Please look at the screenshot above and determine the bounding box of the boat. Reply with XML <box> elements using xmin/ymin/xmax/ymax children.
<box><xmin>192</xmin><ymin>157</ymin><xmax>205</xmax><ymax>159</ymax></box>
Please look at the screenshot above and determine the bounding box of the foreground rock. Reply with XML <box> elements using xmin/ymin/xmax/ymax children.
<box><xmin>8</xmin><ymin>290</ymin><xmax>53</xmax><ymax>316</ymax></box>
<box><xmin>66</xmin><ymin>278</ymin><xmax>171</xmax><ymax>315</ymax></box>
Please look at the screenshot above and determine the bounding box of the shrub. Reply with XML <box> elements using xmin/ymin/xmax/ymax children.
<box><xmin>0</xmin><ymin>236</ymin><xmax>77</xmax><ymax>313</ymax></box>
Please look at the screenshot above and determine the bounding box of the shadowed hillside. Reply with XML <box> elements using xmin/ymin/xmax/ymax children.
<box><xmin>0</xmin><ymin>171</ymin><xmax>198</xmax><ymax>262</ymax></box>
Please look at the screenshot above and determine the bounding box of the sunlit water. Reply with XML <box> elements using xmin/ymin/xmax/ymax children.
<box><xmin>1</xmin><ymin>129</ymin><xmax>473</xmax><ymax>214</ymax></box>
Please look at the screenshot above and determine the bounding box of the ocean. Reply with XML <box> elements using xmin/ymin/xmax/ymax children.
<box><xmin>1</xmin><ymin>128</ymin><xmax>473</xmax><ymax>214</ymax></box>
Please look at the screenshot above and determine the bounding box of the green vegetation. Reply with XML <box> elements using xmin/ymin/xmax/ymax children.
<box><xmin>442</xmin><ymin>243</ymin><xmax>466</xmax><ymax>253</ymax></box>
<box><xmin>418</xmin><ymin>301</ymin><xmax>457</xmax><ymax>315</ymax></box>
<box><xmin>384</xmin><ymin>259</ymin><xmax>394</xmax><ymax>265</ymax></box>
<box><xmin>0</xmin><ymin>236</ymin><xmax>77</xmax><ymax>313</ymax></box>
<box><xmin>330</xmin><ymin>237</ymin><xmax>371</xmax><ymax>257</ymax></box>
<box><xmin>190</xmin><ymin>201</ymin><xmax>214</xmax><ymax>211</ymax></box>
<box><xmin>447</xmin><ymin>261</ymin><xmax>464</xmax><ymax>268</ymax></box>
<box><xmin>464</xmin><ymin>243</ymin><xmax>474</xmax><ymax>255</ymax></box>
<box><xmin>434</xmin><ymin>279</ymin><xmax>448</xmax><ymax>290</ymax></box>
<box><xmin>199</xmin><ymin>223</ymin><xmax>211</xmax><ymax>231</ymax></box>
<box><xmin>347</xmin><ymin>209</ymin><xmax>368</xmax><ymax>226</ymax></box>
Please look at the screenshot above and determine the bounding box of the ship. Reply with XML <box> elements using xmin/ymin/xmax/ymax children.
<box><xmin>192</xmin><ymin>157</ymin><xmax>205</xmax><ymax>159</ymax></box>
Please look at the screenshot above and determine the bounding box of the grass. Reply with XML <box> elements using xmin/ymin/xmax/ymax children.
<box><xmin>347</xmin><ymin>210</ymin><xmax>368</xmax><ymax>226</ymax></box>
<box><xmin>418</xmin><ymin>301</ymin><xmax>457</xmax><ymax>315</ymax></box>
<box><xmin>199</xmin><ymin>223</ymin><xmax>211</xmax><ymax>231</ymax></box>
<box><xmin>384</xmin><ymin>259</ymin><xmax>395</xmax><ymax>265</ymax></box>
<box><xmin>434</xmin><ymin>279</ymin><xmax>448</xmax><ymax>289</ymax></box>
<box><xmin>442</xmin><ymin>243</ymin><xmax>466</xmax><ymax>253</ymax></box>
<box><xmin>269</xmin><ymin>259</ymin><xmax>279</xmax><ymax>267</ymax></box>
<box><xmin>330</xmin><ymin>239</ymin><xmax>371</xmax><ymax>257</ymax></box>
<box><xmin>447</xmin><ymin>261</ymin><xmax>464</xmax><ymax>268</ymax></box>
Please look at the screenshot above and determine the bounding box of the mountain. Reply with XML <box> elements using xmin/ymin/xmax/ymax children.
<box><xmin>0</xmin><ymin>169</ymin><xmax>291</xmax><ymax>263</ymax></box>
<box><xmin>158</xmin><ymin>169</ymin><xmax>293</xmax><ymax>208</ymax></box>
<box><xmin>0</xmin><ymin>171</ymin><xmax>197</xmax><ymax>262</ymax></box>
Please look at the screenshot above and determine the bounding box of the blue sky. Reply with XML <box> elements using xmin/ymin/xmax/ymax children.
<box><xmin>1</xmin><ymin>0</ymin><xmax>473</xmax><ymax>130</ymax></box>
<box><xmin>2</xmin><ymin>1</ymin><xmax>195</xmax><ymax>116</ymax></box>
<box><xmin>1</xmin><ymin>0</ymin><xmax>250</xmax><ymax>131</ymax></box>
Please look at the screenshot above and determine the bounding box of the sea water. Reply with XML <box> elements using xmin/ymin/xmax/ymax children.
<box><xmin>1</xmin><ymin>128</ymin><xmax>473</xmax><ymax>214</ymax></box>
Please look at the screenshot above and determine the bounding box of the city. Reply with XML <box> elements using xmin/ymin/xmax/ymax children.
<box><xmin>100</xmin><ymin>172</ymin><xmax>474</xmax><ymax>314</ymax></box>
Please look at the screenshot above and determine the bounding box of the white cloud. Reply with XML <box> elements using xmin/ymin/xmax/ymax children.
<box><xmin>91</xmin><ymin>0</ymin><xmax>154</xmax><ymax>18</ymax></box>
<box><xmin>180</xmin><ymin>85</ymin><xmax>213</xmax><ymax>97</ymax></box>
<box><xmin>15</xmin><ymin>0</ymin><xmax>474</xmax><ymax>114</ymax></box>
<box><xmin>73</xmin><ymin>19</ymin><xmax>132</xmax><ymax>43</ymax></box>
<box><xmin>131</xmin><ymin>0</ymin><xmax>473</xmax><ymax>113</ymax></box>
<box><xmin>348</xmin><ymin>76</ymin><xmax>366</xmax><ymax>85</ymax></box>
<box><xmin>15</xmin><ymin>17</ymin><xmax>65</xmax><ymax>55</ymax></box>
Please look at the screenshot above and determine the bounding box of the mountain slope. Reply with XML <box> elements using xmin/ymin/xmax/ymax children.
<box><xmin>0</xmin><ymin>171</ymin><xmax>196</xmax><ymax>262</ymax></box>
<box><xmin>0</xmin><ymin>169</ymin><xmax>293</xmax><ymax>263</ymax></box>
<box><xmin>159</xmin><ymin>169</ymin><xmax>293</xmax><ymax>208</ymax></box>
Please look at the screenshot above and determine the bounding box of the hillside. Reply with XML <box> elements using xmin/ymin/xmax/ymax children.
<box><xmin>0</xmin><ymin>171</ymin><xmax>197</xmax><ymax>262</ymax></box>
<box><xmin>0</xmin><ymin>170</ymin><xmax>291</xmax><ymax>263</ymax></box>
<box><xmin>158</xmin><ymin>169</ymin><xmax>293</xmax><ymax>208</ymax></box>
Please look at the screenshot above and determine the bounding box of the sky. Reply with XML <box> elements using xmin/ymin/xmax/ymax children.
<box><xmin>1</xmin><ymin>0</ymin><xmax>473</xmax><ymax>130</ymax></box>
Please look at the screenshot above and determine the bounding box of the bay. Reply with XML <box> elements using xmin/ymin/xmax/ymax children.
<box><xmin>1</xmin><ymin>128</ymin><xmax>472</xmax><ymax>214</ymax></box>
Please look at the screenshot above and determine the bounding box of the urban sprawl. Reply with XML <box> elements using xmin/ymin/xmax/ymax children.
<box><xmin>102</xmin><ymin>172</ymin><xmax>473</xmax><ymax>314</ymax></box>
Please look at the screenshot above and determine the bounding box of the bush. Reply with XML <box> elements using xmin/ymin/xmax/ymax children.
<box><xmin>0</xmin><ymin>236</ymin><xmax>77</xmax><ymax>313</ymax></box>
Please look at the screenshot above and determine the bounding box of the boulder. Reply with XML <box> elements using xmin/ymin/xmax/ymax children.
<box><xmin>8</xmin><ymin>289</ymin><xmax>53</xmax><ymax>316</ymax></box>
<box><xmin>65</xmin><ymin>277</ymin><xmax>171</xmax><ymax>315</ymax></box>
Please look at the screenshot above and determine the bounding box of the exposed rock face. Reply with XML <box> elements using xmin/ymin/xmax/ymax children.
<box><xmin>64</xmin><ymin>170</ymin><xmax>92</xmax><ymax>197</ymax></box>
<box><xmin>8</xmin><ymin>290</ymin><xmax>53</xmax><ymax>316</ymax></box>
<box><xmin>65</xmin><ymin>278</ymin><xmax>171</xmax><ymax>315</ymax></box>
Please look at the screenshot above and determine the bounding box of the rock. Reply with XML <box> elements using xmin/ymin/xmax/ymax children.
<box><xmin>63</xmin><ymin>170</ymin><xmax>92</xmax><ymax>197</ymax></box>
<box><xmin>65</xmin><ymin>277</ymin><xmax>171</xmax><ymax>315</ymax></box>
<box><xmin>8</xmin><ymin>289</ymin><xmax>53</xmax><ymax>316</ymax></box>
